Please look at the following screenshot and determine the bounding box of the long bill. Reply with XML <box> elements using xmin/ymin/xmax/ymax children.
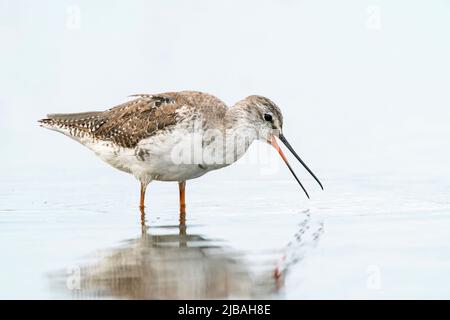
<box><xmin>270</xmin><ymin>135</ymin><xmax>323</xmax><ymax>199</ymax></box>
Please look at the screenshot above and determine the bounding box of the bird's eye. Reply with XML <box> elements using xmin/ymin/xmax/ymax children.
<box><xmin>264</xmin><ymin>113</ymin><xmax>273</xmax><ymax>122</ymax></box>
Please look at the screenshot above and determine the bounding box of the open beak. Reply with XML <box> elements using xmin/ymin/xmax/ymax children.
<box><xmin>270</xmin><ymin>134</ymin><xmax>323</xmax><ymax>199</ymax></box>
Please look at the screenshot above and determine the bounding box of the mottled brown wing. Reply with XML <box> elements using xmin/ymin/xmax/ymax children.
<box><xmin>93</xmin><ymin>95</ymin><xmax>182</xmax><ymax>148</ymax></box>
<box><xmin>40</xmin><ymin>94</ymin><xmax>185</xmax><ymax>148</ymax></box>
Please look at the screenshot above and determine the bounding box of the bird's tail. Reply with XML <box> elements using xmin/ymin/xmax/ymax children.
<box><xmin>38</xmin><ymin>111</ymin><xmax>102</xmax><ymax>132</ymax></box>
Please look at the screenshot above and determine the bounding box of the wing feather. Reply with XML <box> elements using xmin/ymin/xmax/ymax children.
<box><xmin>39</xmin><ymin>91</ymin><xmax>229</xmax><ymax>148</ymax></box>
<box><xmin>40</xmin><ymin>94</ymin><xmax>185</xmax><ymax>148</ymax></box>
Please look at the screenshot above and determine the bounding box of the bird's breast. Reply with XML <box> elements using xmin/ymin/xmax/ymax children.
<box><xmin>85</xmin><ymin>125</ymin><xmax>254</xmax><ymax>182</ymax></box>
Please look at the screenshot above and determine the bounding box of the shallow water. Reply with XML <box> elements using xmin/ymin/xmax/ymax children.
<box><xmin>1</xmin><ymin>169</ymin><xmax>450</xmax><ymax>299</ymax></box>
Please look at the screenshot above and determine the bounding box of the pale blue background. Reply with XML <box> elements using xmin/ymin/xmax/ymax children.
<box><xmin>1</xmin><ymin>0</ymin><xmax>449</xmax><ymax>179</ymax></box>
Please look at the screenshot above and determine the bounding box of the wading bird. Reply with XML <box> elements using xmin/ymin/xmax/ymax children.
<box><xmin>39</xmin><ymin>91</ymin><xmax>322</xmax><ymax>215</ymax></box>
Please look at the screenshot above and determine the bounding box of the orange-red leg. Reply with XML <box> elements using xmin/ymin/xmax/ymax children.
<box><xmin>140</xmin><ymin>182</ymin><xmax>147</xmax><ymax>210</ymax></box>
<box><xmin>178</xmin><ymin>181</ymin><xmax>186</xmax><ymax>215</ymax></box>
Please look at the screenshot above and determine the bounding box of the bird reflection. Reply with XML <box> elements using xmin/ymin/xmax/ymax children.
<box><xmin>50</xmin><ymin>208</ymin><xmax>324</xmax><ymax>299</ymax></box>
<box><xmin>68</xmin><ymin>208</ymin><xmax>278</xmax><ymax>299</ymax></box>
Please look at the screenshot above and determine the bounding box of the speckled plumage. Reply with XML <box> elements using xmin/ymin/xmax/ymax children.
<box><xmin>39</xmin><ymin>90</ymin><xmax>291</xmax><ymax>211</ymax></box>
<box><xmin>39</xmin><ymin>91</ymin><xmax>228</xmax><ymax>149</ymax></box>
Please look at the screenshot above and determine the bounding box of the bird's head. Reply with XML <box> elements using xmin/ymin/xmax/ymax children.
<box><xmin>238</xmin><ymin>95</ymin><xmax>324</xmax><ymax>198</ymax></box>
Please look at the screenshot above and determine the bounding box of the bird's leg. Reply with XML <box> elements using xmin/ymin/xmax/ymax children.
<box><xmin>139</xmin><ymin>181</ymin><xmax>150</xmax><ymax>229</ymax></box>
<box><xmin>140</xmin><ymin>206</ymin><xmax>146</xmax><ymax>231</ymax></box>
<box><xmin>178</xmin><ymin>181</ymin><xmax>186</xmax><ymax>215</ymax></box>
<box><xmin>140</xmin><ymin>182</ymin><xmax>147</xmax><ymax>210</ymax></box>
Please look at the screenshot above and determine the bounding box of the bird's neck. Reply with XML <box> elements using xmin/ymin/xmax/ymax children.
<box><xmin>221</xmin><ymin>103</ymin><xmax>259</xmax><ymax>164</ymax></box>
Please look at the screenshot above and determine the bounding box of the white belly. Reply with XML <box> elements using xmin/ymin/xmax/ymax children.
<box><xmin>85</xmin><ymin>130</ymin><xmax>227</xmax><ymax>183</ymax></box>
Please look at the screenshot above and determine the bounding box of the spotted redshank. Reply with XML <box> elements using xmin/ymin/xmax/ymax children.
<box><xmin>39</xmin><ymin>91</ymin><xmax>322</xmax><ymax>215</ymax></box>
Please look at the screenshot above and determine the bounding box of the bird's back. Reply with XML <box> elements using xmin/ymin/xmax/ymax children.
<box><xmin>39</xmin><ymin>91</ymin><xmax>228</xmax><ymax>149</ymax></box>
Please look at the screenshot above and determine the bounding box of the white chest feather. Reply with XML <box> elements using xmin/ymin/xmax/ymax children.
<box><xmin>50</xmin><ymin>121</ymin><xmax>256</xmax><ymax>183</ymax></box>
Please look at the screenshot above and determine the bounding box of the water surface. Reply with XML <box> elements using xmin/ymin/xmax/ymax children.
<box><xmin>1</xmin><ymin>171</ymin><xmax>449</xmax><ymax>299</ymax></box>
